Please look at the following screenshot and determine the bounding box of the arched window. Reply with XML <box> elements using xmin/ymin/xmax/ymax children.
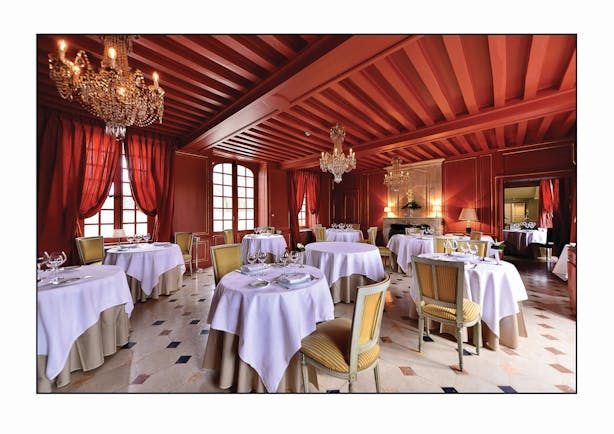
<box><xmin>212</xmin><ymin>163</ymin><xmax>254</xmax><ymax>233</ymax></box>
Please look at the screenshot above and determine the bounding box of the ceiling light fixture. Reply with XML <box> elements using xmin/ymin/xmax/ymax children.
<box><xmin>383</xmin><ymin>157</ymin><xmax>411</xmax><ymax>192</ymax></box>
<box><xmin>48</xmin><ymin>35</ymin><xmax>165</xmax><ymax>141</ymax></box>
<box><xmin>319</xmin><ymin>123</ymin><xmax>356</xmax><ymax>183</ymax></box>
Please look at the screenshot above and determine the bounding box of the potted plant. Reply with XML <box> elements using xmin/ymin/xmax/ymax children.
<box><xmin>492</xmin><ymin>241</ymin><xmax>505</xmax><ymax>261</ymax></box>
<box><xmin>401</xmin><ymin>200</ymin><xmax>421</xmax><ymax>217</ymax></box>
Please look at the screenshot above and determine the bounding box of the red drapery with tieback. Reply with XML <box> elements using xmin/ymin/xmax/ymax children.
<box><xmin>539</xmin><ymin>179</ymin><xmax>554</xmax><ymax>228</ymax></box>
<box><xmin>305</xmin><ymin>171</ymin><xmax>321</xmax><ymax>217</ymax></box>
<box><xmin>76</xmin><ymin>123</ymin><xmax>121</xmax><ymax>235</ymax></box>
<box><xmin>124</xmin><ymin>132</ymin><xmax>176</xmax><ymax>242</ymax></box>
<box><xmin>289</xmin><ymin>170</ymin><xmax>308</xmax><ymax>248</ymax></box>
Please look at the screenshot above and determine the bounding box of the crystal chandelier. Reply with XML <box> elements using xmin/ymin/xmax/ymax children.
<box><xmin>384</xmin><ymin>157</ymin><xmax>411</xmax><ymax>192</ymax></box>
<box><xmin>319</xmin><ymin>123</ymin><xmax>356</xmax><ymax>183</ymax></box>
<box><xmin>48</xmin><ymin>35</ymin><xmax>165</xmax><ymax>141</ymax></box>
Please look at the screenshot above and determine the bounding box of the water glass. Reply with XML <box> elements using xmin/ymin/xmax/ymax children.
<box><xmin>256</xmin><ymin>250</ymin><xmax>267</xmax><ymax>264</ymax></box>
<box><xmin>247</xmin><ymin>252</ymin><xmax>257</xmax><ymax>265</ymax></box>
<box><xmin>144</xmin><ymin>233</ymin><xmax>151</xmax><ymax>243</ymax></box>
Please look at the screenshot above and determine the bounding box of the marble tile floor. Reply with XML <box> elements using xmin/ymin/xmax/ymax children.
<box><xmin>54</xmin><ymin>256</ymin><xmax>576</xmax><ymax>394</ymax></box>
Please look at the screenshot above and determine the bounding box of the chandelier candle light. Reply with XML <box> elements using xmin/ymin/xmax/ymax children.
<box><xmin>320</xmin><ymin>123</ymin><xmax>356</xmax><ymax>183</ymax></box>
<box><xmin>48</xmin><ymin>35</ymin><xmax>165</xmax><ymax>141</ymax></box>
<box><xmin>383</xmin><ymin>157</ymin><xmax>411</xmax><ymax>192</ymax></box>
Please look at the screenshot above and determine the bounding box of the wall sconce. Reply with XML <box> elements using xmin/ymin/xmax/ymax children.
<box><xmin>432</xmin><ymin>204</ymin><xmax>441</xmax><ymax>218</ymax></box>
<box><xmin>384</xmin><ymin>206</ymin><xmax>392</xmax><ymax>217</ymax></box>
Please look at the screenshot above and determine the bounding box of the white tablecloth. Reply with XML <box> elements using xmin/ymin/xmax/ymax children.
<box><xmin>103</xmin><ymin>243</ymin><xmax>185</xmax><ymax>294</ymax></box>
<box><xmin>553</xmin><ymin>243</ymin><xmax>574</xmax><ymax>281</ymax></box>
<box><xmin>206</xmin><ymin>264</ymin><xmax>334</xmax><ymax>393</ymax></box>
<box><xmin>386</xmin><ymin>234</ymin><xmax>434</xmax><ymax>273</ymax></box>
<box><xmin>37</xmin><ymin>265</ymin><xmax>134</xmax><ymax>381</ymax></box>
<box><xmin>503</xmin><ymin>229</ymin><xmax>547</xmax><ymax>253</ymax></box>
<box><xmin>445</xmin><ymin>234</ymin><xmax>497</xmax><ymax>257</ymax></box>
<box><xmin>240</xmin><ymin>234</ymin><xmax>288</xmax><ymax>264</ymax></box>
<box><xmin>304</xmin><ymin>242</ymin><xmax>386</xmax><ymax>287</ymax></box>
<box><xmin>414</xmin><ymin>253</ymin><xmax>528</xmax><ymax>337</ymax></box>
<box><xmin>325</xmin><ymin>228</ymin><xmax>364</xmax><ymax>242</ymax></box>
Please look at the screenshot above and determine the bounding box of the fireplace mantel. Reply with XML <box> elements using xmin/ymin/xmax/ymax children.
<box><xmin>383</xmin><ymin>217</ymin><xmax>443</xmax><ymax>244</ymax></box>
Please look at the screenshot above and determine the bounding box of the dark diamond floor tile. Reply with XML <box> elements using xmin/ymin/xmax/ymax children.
<box><xmin>152</xmin><ymin>320</ymin><xmax>165</xmax><ymax>326</ymax></box>
<box><xmin>158</xmin><ymin>329</ymin><xmax>172</xmax><ymax>336</ymax></box>
<box><xmin>175</xmin><ymin>355</ymin><xmax>191</xmax><ymax>364</ymax></box>
<box><xmin>542</xmin><ymin>334</ymin><xmax>559</xmax><ymax>341</ymax></box>
<box><xmin>422</xmin><ymin>336</ymin><xmax>434</xmax><ymax>342</ymax></box>
<box><xmin>131</xmin><ymin>374</ymin><xmax>150</xmax><ymax>385</ymax></box>
<box><xmin>181</xmin><ymin>284</ymin><xmax>187</xmax><ymax>287</ymax></box>
<box><xmin>501</xmin><ymin>347</ymin><xmax>519</xmax><ymax>356</ymax></box>
<box><xmin>122</xmin><ymin>341</ymin><xmax>136</xmax><ymax>349</ymax></box>
<box><xmin>190</xmin><ymin>319</ymin><xmax>200</xmax><ymax>325</ymax></box>
<box><xmin>498</xmin><ymin>385</ymin><xmax>517</xmax><ymax>393</ymax></box>
<box><xmin>168</xmin><ymin>299</ymin><xmax>177</xmax><ymax>302</ymax></box>
<box><xmin>545</xmin><ymin>346</ymin><xmax>565</xmax><ymax>355</ymax></box>
<box><xmin>394</xmin><ymin>295</ymin><xmax>403</xmax><ymax>299</ymax></box>
<box><xmin>198</xmin><ymin>298</ymin><xmax>206</xmax><ymax>302</ymax></box>
<box><xmin>182</xmin><ymin>312</ymin><xmax>192</xmax><ymax>316</ymax></box>
<box><xmin>381</xmin><ymin>336</ymin><xmax>392</xmax><ymax>343</ymax></box>
<box><xmin>399</xmin><ymin>366</ymin><xmax>416</xmax><ymax>376</ymax></box>
<box><xmin>200</xmin><ymin>329</ymin><xmax>209</xmax><ymax>335</ymax></box>
<box><xmin>167</xmin><ymin>341</ymin><xmax>181</xmax><ymax>349</ymax></box>
<box><xmin>556</xmin><ymin>385</ymin><xmax>576</xmax><ymax>393</ymax></box>
<box><xmin>442</xmin><ymin>387</ymin><xmax>458</xmax><ymax>393</ymax></box>
<box><xmin>538</xmin><ymin>323</ymin><xmax>554</xmax><ymax>329</ymax></box>
<box><xmin>550</xmin><ymin>363</ymin><xmax>573</xmax><ymax>373</ymax></box>
<box><xmin>326</xmin><ymin>389</ymin><xmax>340</xmax><ymax>393</ymax></box>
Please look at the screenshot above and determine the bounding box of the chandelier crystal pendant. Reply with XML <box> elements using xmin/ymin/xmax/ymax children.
<box><xmin>383</xmin><ymin>157</ymin><xmax>411</xmax><ymax>192</ymax></box>
<box><xmin>319</xmin><ymin>123</ymin><xmax>356</xmax><ymax>183</ymax></box>
<box><xmin>48</xmin><ymin>35</ymin><xmax>165</xmax><ymax>141</ymax></box>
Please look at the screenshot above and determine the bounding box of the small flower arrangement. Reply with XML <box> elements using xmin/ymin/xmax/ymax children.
<box><xmin>492</xmin><ymin>241</ymin><xmax>505</xmax><ymax>250</ymax></box>
<box><xmin>296</xmin><ymin>243</ymin><xmax>305</xmax><ymax>252</ymax></box>
<box><xmin>402</xmin><ymin>200</ymin><xmax>422</xmax><ymax>210</ymax></box>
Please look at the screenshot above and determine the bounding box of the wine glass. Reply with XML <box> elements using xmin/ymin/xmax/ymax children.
<box><xmin>256</xmin><ymin>250</ymin><xmax>267</xmax><ymax>264</ymax></box>
<box><xmin>289</xmin><ymin>250</ymin><xmax>300</xmax><ymax>267</ymax></box>
<box><xmin>36</xmin><ymin>255</ymin><xmax>47</xmax><ymax>282</ymax></box>
<box><xmin>449</xmin><ymin>239</ymin><xmax>458</xmax><ymax>255</ymax></box>
<box><xmin>468</xmin><ymin>243</ymin><xmax>479</xmax><ymax>261</ymax></box>
<box><xmin>127</xmin><ymin>235</ymin><xmax>134</xmax><ymax>245</ymax></box>
<box><xmin>458</xmin><ymin>242</ymin><xmax>469</xmax><ymax>255</ymax></box>
<box><xmin>143</xmin><ymin>233</ymin><xmax>151</xmax><ymax>243</ymax></box>
<box><xmin>47</xmin><ymin>251</ymin><xmax>67</xmax><ymax>283</ymax></box>
<box><xmin>247</xmin><ymin>252</ymin><xmax>257</xmax><ymax>266</ymax></box>
<box><xmin>281</xmin><ymin>251</ymin><xmax>290</xmax><ymax>267</ymax></box>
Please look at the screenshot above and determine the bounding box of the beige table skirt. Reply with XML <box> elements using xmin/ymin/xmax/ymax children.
<box><xmin>128</xmin><ymin>265</ymin><xmax>183</xmax><ymax>303</ymax></box>
<box><xmin>202</xmin><ymin>329</ymin><xmax>318</xmax><ymax>393</ymax></box>
<box><xmin>37</xmin><ymin>304</ymin><xmax>130</xmax><ymax>392</ymax></box>
<box><xmin>408</xmin><ymin>299</ymin><xmax>528</xmax><ymax>350</ymax></box>
<box><xmin>331</xmin><ymin>274</ymin><xmax>377</xmax><ymax>304</ymax></box>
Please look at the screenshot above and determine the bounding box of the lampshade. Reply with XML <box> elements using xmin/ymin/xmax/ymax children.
<box><xmin>458</xmin><ymin>208</ymin><xmax>478</xmax><ymax>222</ymax></box>
<box><xmin>112</xmin><ymin>228</ymin><xmax>126</xmax><ymax>238</ymax></box>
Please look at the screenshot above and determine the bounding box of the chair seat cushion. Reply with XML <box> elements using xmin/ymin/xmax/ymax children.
<box><xmin>422</xmin><ymin>299</ymin><xmax>480</xmax><ymax>322</ymax></box>
<box><xmin>378</xmin><ymin>246</ymin><xmax>391</xmax><ymax>256</ymax></box>
<box><xmin>300</xmin><ymin>318</ymin><xmax>380</xmax><ymax>373</ymax></box>
<box><xmin>182</xmin><ymin>254</ymin><xmax>192</xmax><ymax>262</ymax></box>
<box><xmin>87</xmin><ymin>260</ymin><xmax>103</xmax><ymax>266</ymax></box>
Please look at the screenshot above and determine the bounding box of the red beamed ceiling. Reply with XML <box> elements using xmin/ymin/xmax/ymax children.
<box><xmin>37</xmin><ymin>34</ymin><xmax>576</xmax><ymax>171</ymax></box>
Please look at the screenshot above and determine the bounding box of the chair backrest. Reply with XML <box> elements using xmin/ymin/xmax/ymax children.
<box><xmin>210</xmin><ymin>243</ymin><xmax>241</xmax><ymax>285</ymax></box>
<box><xmin>349</xmin><ymin>223</ymin><xmax>360</xmax><ymax>230</ymax></box>
<box><xmin>223</xmin><ymin>229</ymin><xmax>234</xmax><ymax>244</ymax></box>
<box><xmin>315</xmin><ymin>223</ymin><xmax>323</xmax><ymax>229</ymax></box>
<box><xmin>366</xmin><ymin>227</ymin><xmax>377</xmax><ymax>245</ymax></box>
<box><xmin>347</xmin><ymin>275</ymin><xmax>391</xmax><ymax>374</ymax></box>
<box><xmin>75</xmin><ymin>236</ymin><xmax>104</xmax><ymax>264</ymax></box>
<box><xmin>406</xmin><ymin>227</ymin><xmax>422</xmax><ymax>235</ymax></box>
<box><xmin>457</xmin><ymin>240</ymin><xmax>488</xmax><ymax>258</ymax></box>
<box><xmin>265</xmin><ymin>226</ymin><xmax>275</xmax><ymax>234</ymax></box>
<box><xmin>315</xmin><ymin>227</ymin><xmax>326</xmax><ymax>241</ymax></box>
<box><xmin>174</xmin><ymin>232</ymin><xmax>194</xmax><ymax>255</ymax></box>
<box><xmin>470</xmin><ymin>231</ymin><xmax>483</xmax><ymax>241</ymax></box>
<box><xmin>433</xmin><ymin>236</ymin><xmax>455</xmax><ymax>253</ymax></box>
<box><xmin>411</xmin><ymin>257</ymin><xmax>464</xmax><ymax>322</ymax></box>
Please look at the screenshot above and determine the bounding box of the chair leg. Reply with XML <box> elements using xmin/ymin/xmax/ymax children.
<box><xmin>418</xmin><ymin>316</ymin><xmax>424</xmax><ymax>352</ymax></box>
<box><xmin>456</xmin><ymin>327</ymin><xmax>463</xmax><ymax>371</ymax></box>
<box><xmin>189</xmin><ymin>261</ymin><xmax>193</xmax><ymax>276</ymax></box>
<box><xmin>348</xmin><ymin>379</ymin><xmax>354</xmax><ymax>393</ymax></box>
<box><xmin>300</xmin><ymin>353</ymin><xmax>309</xmax><ymax>393</ymax></box>
<box><xmin>374</xmin><ymin>363</ymin><xmax>381</xmax><ymax>393</ymax></box>
<box><xmin>425</xmin><ymin>318</ymin><xmax>431</xmax><ymax>337</ymax></box>
<box><xmin>475</xmin><ymin>321</ymin><xmax>482</xmax><ymax>356</ymax></box>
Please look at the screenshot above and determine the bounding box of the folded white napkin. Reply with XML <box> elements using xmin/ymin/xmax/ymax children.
<box><xmin>279</xmin><ymin>272</ymin><xmax>310</xmax><ymax>285</ymax></box>
<box><xmin>241</xmin><ymin>263</ymin><xmax>267</xmax><ymax>272</ymax></box>
<box><xmin>153</xmin><ymin>242</ymin><xmax>170</xmax><ymax>246</ymax></box>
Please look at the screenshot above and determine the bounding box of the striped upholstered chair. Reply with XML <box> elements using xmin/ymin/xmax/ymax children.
<box><xmin>315</xmin><ymin>226</ymin><xmax>326</xmax><ymax>242</ymax></box>
<box><xmin>210</xmin><ymin>243</ymin><xmax>241</xmax><ymax>285</ymax></box>
<box><xmin>174</xmin><ymin>232</ymin><xmax>194</xmax><ymax>275</ymax></box>
<box><xmin>411</xmin><ymin>256</ymin><xmax>481</xmax><ymax>371</ymax></box>
<box><xmin>299</xmin><ymin>275</ymin><xmax>391</xmax><ymax>392</ymax></box>
<box><xmin>469</xmin><ymin>231</ymin><xmax>483</xmax><ymax>241</ymax></box>
<box><xmin>75</xmin><ymin>236</ymin><xmax>104</xmax><ymax>265</ymax></box>
<box><xmin>433</xmin><ymin>236</ymin><xmax>455</xmax><ymax>254</ymax></box>
<box><xmin>223</xmin><ymin>229</ymin><xmax>234</xmax><ymax>244</ymax></box>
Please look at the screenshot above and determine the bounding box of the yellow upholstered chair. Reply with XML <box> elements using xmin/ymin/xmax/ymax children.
<box><xmin>265</xmin><ymin>226</ymin><xmax>275</xmax><ymax>234</ymax></box>
<box><xmin>367</xmin><ymin>227</ymin><xmax>392</xmax><ymax>269</ymax></box>
<box><xmin>174</xmin><ymin>232</ymin><xmax>194</xmax><ymax>275</ymax></box>
<box><xmin>223</xmin><ymin>229</ymin><xmax>234</xmax><ymax>244</ymax></box>
<box><xmin>348</xmin><ymin>223</ymin><xmax>360</xmax><ymax>230</ymax></box>
<box><xmin>411</xmin><ymin>257</ymin><xmax>481</xmax><ymax>371</ymax></box>
<box><xmin>405</xmin><ymin>227</ymin><xmax>422</xmax><ymax>235</ymax></box>
<box><xmin>457</xmin><ymin>240</ymin><xmax>488</xmax><ymax>258</ymax></box>
<box><xmin>433</xmin><ymin>236</ymin><xmax>455</xmax><ymax>254</ymax></box>
<box><xmin>75</xmin><ymin>236</ymin><xmax>104</xmax><ymax>265</ymax></box>
<box><xmin>315</xmin><ymin>223</ymin><xmax>323</xmax><ymax>229</ymax></box>
<box><xmin>315</xmin><ymin>227</ymin><xmax>326</xmax><ymax>242</ymax></box>
<box><xmin>470</xmin><ymin>231</ymin><xmax>483</xmax><ymax>241</ymax></box>
<box><xmin>210</xmin><ymin>243</ymin><xmax>242</xmax><ymax>285</ymax></box>
<box><xmin>300</xmin><ymin>275</ymin><xmax>391</xmax><ymax>392</ymax></box>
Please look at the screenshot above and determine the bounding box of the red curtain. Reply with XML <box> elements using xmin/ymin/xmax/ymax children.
<box><xmin>539</xmin><ymin>179</ymin><xmax>554</xmax><ymax>228</ymax></box>
<box><xmin>125</xmin><ymin>132</ymin><xmax>176</xmax><ymax>242</ymax></box>
<box><xmin>37</xmin><ymin>110</ymin><xmax>88</xmax><ymax>264</ymax></box>
<box><xmin>77</xmin><ymin>123</ymin><xmax>121</xmax><ymax>231</ymax></box>
<box><xmin>305</xmin><ymin>171</ymin><xmax>321</xmax><ymax>216</ymax></box>
<box><xmin>289</xmin><ymin>170</ymin><xmax>308</xmax><ymax>248</ymax></box>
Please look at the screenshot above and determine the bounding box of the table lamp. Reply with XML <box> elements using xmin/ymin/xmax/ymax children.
<box><xmin>458</xmin><ymin>207</ymin><xmax>478</xmax><ymax>234</ymax></box>
<box><xmin>112</xmin><ymin>228</ymin><xmax>126</xmax><ymax>246</ymax></box>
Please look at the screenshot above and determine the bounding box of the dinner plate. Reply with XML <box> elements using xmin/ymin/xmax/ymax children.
<box><xmin>249</xmin><ymin>279</ymin><xmax>270</xmax><ymax>288</ymax></box>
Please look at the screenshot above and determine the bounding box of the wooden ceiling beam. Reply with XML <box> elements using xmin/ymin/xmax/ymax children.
<box><xmin>423</xmin><ymin>142</ymin><xmax>448</xmax><ymax>159</ymax></box>
<box><xmin>443</xmin><ymin>35</ymin><xmax>479</xmax><ymax>114</ymax></box>
<box><xmin>454</xmin><ymin>135</ymin><xmax>477</xmax><ymax>153</ymax></box>
<box><xmin>302</xmin><ymin>96</ymin><xmax>375</xmax><ymax>143</ymax></box>
<box><xmin>280</xmin><ymin>89</ymin><xmax>575</xmax><ymax>169</ymax></box>
<box><xmin>257</xmin><ymin>35</ymin><xmax>298</xmax><ymax>59</ymax></box>
<box><xmin>238</xmin><ymin>132</ymin><xmax>306</xmax><ymax>158</ymax></box>
<box><xmin>319</xmin><ymin>88</ymin><xmax>388</xmax><ymax>138</ymax></box>
<box><xmin>223</xmin><ymin>139</ymin><xmax>287</xmax><ymax>161</ymax></box>
<box><xmin>244</xmin><ymin>127</ymin><xmax>315</xmax><ymax>155</ymax></box>
<box><xmin>516</xmin><ymin>122</ymin><xmax>528</xmax><ymax>146</ymax></box>
<box><xmin>495</xmin><ymin>127</ymin><xmax>506</xmax><ymax>148</ymax></box>
<box><xmin>473</xmin><ymin>130</ymin><xmax>491</xmax><ymax>151</ymax></box>
<box><xmin>259</xmin><ymin>120</ymin><xmax>325</xmax><ymax>151</ymax></box>
<box><xmin>488</xmin><ymin>35</ymin><xmax>507</xmax><ymax>108</ymax></box>
<box><xmin>524</xmin><ymin>35</ymin><xmax>551</xmax><ymax>99</ymax></box>
<box><xmin>559</xmin><ymin>49</ymin><xmax>576</xmax><ymax>91</ymax></box>
<box><xmin>434</xmin><ymin>139</ymin><xmax>461</xmax><ymax>156</ymax></box>
<box><xmin>534</xmin><ymin>115</ymin><xmax>555</xmax><ymax>142</ymax></box>
<box><xmin>276</xmin><ymin>110</ymin><xmax>335</xmax><ymax>146</ymax></box>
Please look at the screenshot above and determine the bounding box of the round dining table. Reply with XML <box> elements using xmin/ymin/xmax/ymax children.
<box><xmin>103</xmin><ymin>242</ymin><xmax>185</xmax><ymax>302</ymax></box>
<box><xmin>325</xmin><ymin>228</ymin><xmax>364</xmax><ymax>242</ymax></box>
<box><xmin>203</xmin><ymin>264</ymin><xmax>334</xmax><ymax>393</ymax></box>
<box><xmin>412</xmin><ymin>252</ymin><xmax>529</xmax><ymax>350</ymax></box>
<box><xmin>240</xmin><ymin>233</ymin><xmax>288</xmax><ymax>264</ymax></box>
<box><xmin>386</xmin><ymin>234</ymin><xmax>434</xmax><ymax>274</ymax></box>
<box><xmin>503</xmin><ymin>229</ymin><xmax>547</xmax><ymax>254</ymax></box>
<box><xmin>304</xmin><ymin>241</ymin><xmax>386</xmax><ymax>303</ymax></box>
<box><xmin>37</xmin><ymin>264</ymin><xmax>133</xmax><ymax>391</ymax></box>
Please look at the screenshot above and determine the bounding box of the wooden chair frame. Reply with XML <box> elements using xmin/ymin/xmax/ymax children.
<box><xmin>75</xmin><ymin>236</ymin><xmax>104</xmax><ymax>265</ymax></box>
